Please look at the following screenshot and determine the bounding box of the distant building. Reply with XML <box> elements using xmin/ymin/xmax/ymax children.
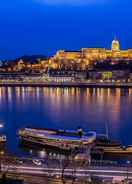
<box><xmin>88</xmin><ymin>70</ymin><xmax>129</xmax><ymax>81</ymax></box>
<box><xmin>49</xmin><ymin>38</ymin><xmax>132</xmax><ymax>70</ymax></box>
<box><xmin>1</xmin><ymin>38</ymin><xmax>132</xmax><ymax>73</ymax></box>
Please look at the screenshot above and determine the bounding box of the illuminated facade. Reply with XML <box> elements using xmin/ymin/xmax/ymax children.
<box><xmin>111</xmin><ymin>38</ymin><xmax>120</xmax><ymax>51</ymax></box>
<box><xmin>3</xmin><ymin>38</ymin><xmax>132</xmax><ymax>72</ymax></box>
<box><xmin>49</xmin><ymin>38</ymin><xmax>132</xmax><ymax>70</ymax></box>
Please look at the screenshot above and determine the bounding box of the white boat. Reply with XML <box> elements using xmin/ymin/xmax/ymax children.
<box><xmin>18</xmin><ymin>127</ymin><xmax>96</xmax><ymax>151</ymax></box>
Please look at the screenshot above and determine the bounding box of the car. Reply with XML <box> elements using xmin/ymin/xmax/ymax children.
<box><xmin>17</xmin><ymin>160</ymin><xmax>24</xmax><ymax>164</ymax></box>
<box><xmin>32</xmin><ymin>159</ymin><xmax>42</xmax><ymax>166</ymax></box>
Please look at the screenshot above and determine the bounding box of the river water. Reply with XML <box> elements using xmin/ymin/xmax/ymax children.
<box><xmin>0</xmin><ymin>87</ymin><xmax>132</xmax><ymax>155</ymax></box>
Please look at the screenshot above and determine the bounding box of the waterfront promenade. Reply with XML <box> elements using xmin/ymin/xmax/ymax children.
<box><xmin>1</xmin><ymin>156</ymin><xmax>132</xmax><ymax>183</ymax></box>
<box><xmin>0</xmin><ymin>81</ymin><xmax>132</xmax><ymax>88</ymax></box>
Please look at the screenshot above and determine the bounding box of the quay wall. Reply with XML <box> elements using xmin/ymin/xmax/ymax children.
<box><xmin>0</xmin><ymin>82</ymin><xmax>132</xmax><ymax>88</ymax></box>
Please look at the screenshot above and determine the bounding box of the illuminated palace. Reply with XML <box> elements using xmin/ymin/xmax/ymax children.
<box><xmin>49</xmin><ymin>38</ymin><xmax>132</xmax><ymax>70</ymax></box>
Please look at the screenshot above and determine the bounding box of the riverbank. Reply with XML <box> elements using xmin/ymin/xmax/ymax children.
<box><xmin>1</xmin><ymin>156</ymin><xmax>132</xmax><ymax>184</ymax></box>
<box><xmin>0</xmin><ymin>82</ymin><xmax>132</xmax><ymax>88</ymax></box>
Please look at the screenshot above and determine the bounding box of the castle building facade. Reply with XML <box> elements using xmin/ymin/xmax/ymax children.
<box><xmin>49</xmin><ymin>38</ymin><xmax>132</xmax><ymax>70</ymax></box>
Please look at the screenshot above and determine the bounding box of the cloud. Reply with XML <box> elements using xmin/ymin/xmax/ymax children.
<box><xmin>35</xmin><ymin>0</ymin><xmax>107</xmax><ymax>6</ymax></box>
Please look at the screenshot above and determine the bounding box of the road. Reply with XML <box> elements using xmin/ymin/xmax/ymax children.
<box><xmin>1</xmin><ymin>157</ymin><xmax>132</xmax><ymax>182</ymax></box>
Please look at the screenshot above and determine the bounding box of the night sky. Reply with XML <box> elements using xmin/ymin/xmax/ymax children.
<box><xmin>0</xmin><ymin>0</ymin><xmax>131</xmax><ymax>59</ymax></box>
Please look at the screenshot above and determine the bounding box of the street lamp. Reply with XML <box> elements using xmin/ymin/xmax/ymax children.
<box><xmin>126</xmin><ymin>160</ymin><xmax>130</xmax><ymax>182</ymax></box>
<box><xmin>0</xmin><ymin>124</ymin><xmax>4</xmax><ymax>129</ymax></box>
<box><xmin>0</xmin><ymin>123</ymin><xmax>4</xmax><ymax>173</ymax></box>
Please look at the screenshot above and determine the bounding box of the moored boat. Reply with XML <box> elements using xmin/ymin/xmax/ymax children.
<box><xmin>18</xmin><ymin>127</ymin><xmax>96</xmax><ymax>151</ymax></box>
<box><xmin>103</xmin><ymin>145</ymin><xmax>132</xmax><ymax>155</ymax></box>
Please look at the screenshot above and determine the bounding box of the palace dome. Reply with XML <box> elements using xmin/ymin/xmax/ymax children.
<box><xmin>111</xmin><ymin>38</ymin><xmax>120</xmax><ymax>51</ymax></box>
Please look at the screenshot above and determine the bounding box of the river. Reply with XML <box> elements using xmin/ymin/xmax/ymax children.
<box><xmin>0</xmin><ymin>87</ymin><xmax>131</xmax><ymax>156</ymax></box>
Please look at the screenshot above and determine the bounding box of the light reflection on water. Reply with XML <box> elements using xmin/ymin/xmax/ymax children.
<box><xmin>0</xmin><ymin>87</ymin><xmax>131</xmax><ymax>155</ymax></box>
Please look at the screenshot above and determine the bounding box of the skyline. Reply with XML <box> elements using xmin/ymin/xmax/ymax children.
<box><xmin>0</xmin><ymin>0</ymin><xmax>132</xmax><ymax>59</ymax></box>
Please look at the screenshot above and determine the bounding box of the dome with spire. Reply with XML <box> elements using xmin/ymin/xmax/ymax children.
<box><xmin>111</xmin><ymin>37</ymin><xmax>120</xmax><ymax>51</ymax></box>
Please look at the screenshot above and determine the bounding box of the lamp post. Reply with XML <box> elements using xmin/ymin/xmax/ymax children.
<box><xmin>126</xmin><ymin>160</ymin><xmax>130</xmax><ymax>182</ymax></box>
<box><xmin>0</xmin><ymin>123</ymin><xmax>4</xmax><ymax>172</ymax></box>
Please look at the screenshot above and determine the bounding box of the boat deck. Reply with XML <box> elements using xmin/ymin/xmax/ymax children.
<box><xmin>22</xmin><ymin>128</ymin><xmax>96</xmax><ymax>142</ymax></box>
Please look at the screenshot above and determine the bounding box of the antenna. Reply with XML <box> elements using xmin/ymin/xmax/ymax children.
<box><xmin>105</xmin><ymin>122</ymin><xmax>109</xmax><ymax>139</ymax></box>
<box><xmin>114</xmin><ymin>35</ymin><xmax>117</xmax><ymax>40</ymax></box>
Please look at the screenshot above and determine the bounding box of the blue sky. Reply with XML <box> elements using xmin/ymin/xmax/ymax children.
<box><xmin>0</xmin><ymin>0</ymin><xmax>131</xmax><ymax>59</ymax></box>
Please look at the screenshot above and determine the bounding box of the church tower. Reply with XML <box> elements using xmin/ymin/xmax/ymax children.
<box><xmin>111</xmin><ymin>37</ymin><xmax>120</xmax><ymax>51</ymax></box>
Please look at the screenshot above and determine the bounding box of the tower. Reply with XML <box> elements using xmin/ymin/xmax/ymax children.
<box><xmin>111</xmin><ymin>37</ymin><xmax>120</xmax><ymax>51</ymax></box>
